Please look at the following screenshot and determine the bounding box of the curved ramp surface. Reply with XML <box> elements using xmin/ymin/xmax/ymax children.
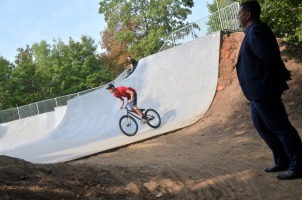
<box><xmin>0</xmin><ymin>31</ymin><xmax>221</xmax><ymax>163</ymax></box>
<box><xmin>0</xmin><ymin>106</ymin><xmax>66</xmax><ymax>151</ymax></box>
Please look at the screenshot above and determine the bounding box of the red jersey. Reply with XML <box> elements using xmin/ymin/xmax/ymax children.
<box><xmin>113</xmin><ymin>86</ymin><xmax>136</xmax><ymax>99</ymax></box>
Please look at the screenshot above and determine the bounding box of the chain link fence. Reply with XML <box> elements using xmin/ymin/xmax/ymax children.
<box><xmin>0</xmin><ymin>88</ymin><xmax>102</xmax><ymax>124</ymax></box>
<box><xmin>0</xmin><ymin>69</ymin><xmax>130</xmax><ymax>124</ymax></box>
<box><xmin>159</xmin><ymin>2</ymin><xmax>240</xmax><ymax>52</ymax></box>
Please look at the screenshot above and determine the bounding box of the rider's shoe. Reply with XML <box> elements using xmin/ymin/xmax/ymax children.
<box><xmin>141</xmin><ymin>116</ymin><xmax>147</xmax><ymax>124</ymax></box>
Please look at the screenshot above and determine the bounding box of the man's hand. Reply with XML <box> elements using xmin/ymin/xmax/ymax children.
<box><xmin>119</xmin><ymin>106</ymin><xmax>123</xmax><ymax>110</ymax></box>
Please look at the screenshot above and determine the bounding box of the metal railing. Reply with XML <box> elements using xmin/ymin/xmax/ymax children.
<box><xmin>0</xmin><ymin>88</ymin><xmax>99</xmax><ymax>123</ymax></box>
<box><xmin>0</xmin><ymin>68</ymin><xmax>130</xmax><ymax>124</ymax></box>
<box><xmin>159</xmin><ymin>2</ymin><xmax>239</xmax><ymax>52</ymax></box>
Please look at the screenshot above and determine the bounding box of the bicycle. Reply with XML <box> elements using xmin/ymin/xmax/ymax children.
<box><xmin>119</xmin><ymin>104</ymin><xmax>161</xmax><ymax>136</ymax></box>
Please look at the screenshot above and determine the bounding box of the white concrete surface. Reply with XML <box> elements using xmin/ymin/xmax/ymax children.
<box><xmin>0</xmin><ymin>106</ymin><xmax>66</xmax><ymax>151</ymax></box>
<box><xmin>0</xmin><ymin>31</ymin><xmax>221</xmax><ymax>163</ymax></box>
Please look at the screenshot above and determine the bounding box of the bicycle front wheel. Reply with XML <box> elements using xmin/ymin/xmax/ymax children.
<box><xmin>119</xmin><ymin>115</ymin><xmax>138</xmax><ymax>136</ymax></box>
<box><xmin>145</xmin><ymin>109</ymin><xmax>161</xmax><ymax>128</ymax></box>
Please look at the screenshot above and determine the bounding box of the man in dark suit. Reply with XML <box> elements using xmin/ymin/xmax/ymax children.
<box><xmin>236</xmin><ymin>0</ymin><xmax>302</xmax><ymax>180</ymax></box>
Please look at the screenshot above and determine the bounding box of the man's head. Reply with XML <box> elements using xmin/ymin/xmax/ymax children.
<box><xmin>237</xmin><ymin>1</ymin><xmax>261</xmax><ymax>29</ymax></box>
<box><xmin>106</xmin><ymin>83</ymin><xmax>115</xmax><ymax>93</ymax></box>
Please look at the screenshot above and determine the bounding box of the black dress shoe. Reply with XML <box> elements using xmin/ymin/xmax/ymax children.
<box><xmin>276</xmin><ymin>170</ymin><xmax>302</xmax><ymax>180</ymax></box>
<box><xmin>264</xmin><ymin>165</ymin><xmax>287</xmax><ymax>172</ymax></box>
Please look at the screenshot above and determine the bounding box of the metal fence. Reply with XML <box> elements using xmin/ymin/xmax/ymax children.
<box><xmin>0</xmin><ymin>3</ymin><xmax>240</xmax><ymax>124</ymax></box>
<box><xmin>0</xmin><ymin>88</ymin><xmax>99</xmax><ymax>123</ymax></box>
<box><xmin>0</xmin><ymin>69</ymin><xmax>130</xmax><ymax>124</ymax></box>
<box><xmin>159</xmin><ymin>2</ymin><xmax>240</xmax><ymax>52</ymax></box>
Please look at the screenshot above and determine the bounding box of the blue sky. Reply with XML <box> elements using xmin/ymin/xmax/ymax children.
<box><xmin>0</xmin><ymin>0</ymin><xmax>213</xmax><ymax>63</ymax></box>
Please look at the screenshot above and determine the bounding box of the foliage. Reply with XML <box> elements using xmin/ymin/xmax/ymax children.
<box><xmin>0</xmin><ymin>57</ymin><xmax>15</xmax><ymax>109</ymax></box>
<box><xmin>0</xmin><ymin>36</ymin><xmax>113</xmax><ymax>110</ymax></box>
<box><xmin>99</xmin><ymin>0</ymin><xmax>193</xmax><ymax>71</ymax></box>
<box><xmin>258</xmin><ymin>0</ymin><xmax>302</xmax><ymax>45</ymax></box>
<box><xmin>207</xmin><ymin>0</ymin><xmax>302</xmax><ymax>45</ymax></box>
<box><xmin>182</xmin><ymin>0</ymin><xmax>194</xmax><ymax>7</ymax></box>
<box><xmin>10</xmin><ymin>46</ymin><xmax>40</xmax><ymax>106</ymax></box>
<box><xmin>100</xmin><ymin>29</ymin><xmax>129</xmax><ymax>77</ymax></box>
<box><xmin>297</xmin><ymin>9</ymin><xmax>302</xmax><ymax>41</ymax></box>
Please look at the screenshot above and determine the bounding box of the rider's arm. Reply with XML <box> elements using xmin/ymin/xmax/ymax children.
<box><xmin>126</xmin><ymin>89</ymin><xmax>134</xmax><ymax>102</ymax></box>
<box><xmin>119</xmin><ymin>98</ymin><xmax>124</xmax><ymax>109</ymax></box>
<box><xmin>129</xmin><ymin>64</ymin><xmax>134</xmax><ymax>72</ymax></box>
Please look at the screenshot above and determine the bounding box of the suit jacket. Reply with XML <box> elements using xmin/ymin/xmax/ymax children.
<box><xmin>236</xmin><ymin>20</ymin><xmax>290</xmax><ymax>101</ymax></box>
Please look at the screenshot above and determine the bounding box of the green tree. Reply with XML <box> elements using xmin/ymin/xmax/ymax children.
<box><xmin>11</xmin><ymin>46</ymin><xmax>41</xmax><ymax>106</ymax></box>
<box><xmin>297</xmin><ymin>9</ymin><xmax>302</xmax><ymax>41</ymax></box>
<box><xmin>0</xmin><ymin>36</ymin><xmax>113</xmax><ymax>110</ymax></box>
<box><xmin>99</xmin><ymin>0</ymin><xmax>193</xmax><ymax>59</ymax></box>
<box><xmin>259</xmin><ymin>0</ymin><xmax>302</xmax><ymax>45</ymax></box>
<box><xmin>77</xmin><ymin>35</ymin><xmax>113</xmax><ymax>88</ymax></box>
<box><xmin>31</xmin><ymin>40</ymin><xmax>53</xmax><ymax>99</ymax></box>
<box><xmin>52</xmin><ymin>36</ymin><xmax>112</xmax><ymax>94</ymax></box>
<box><xmin>207</xmin><ymin>0</ymin><xmax>302</xmax><ymax>45</ymax></box>
<box><xmin>183</xmin><ymin>0</ymin><xmax>194</xmax><ymax>7</ymax></box>
<box><xmin>0</xmin><ymin>57</ymin><xmax>14</xmax><ymax>109</ymax></box>
<box><xmin>100</xmin><ymin>28</ymin><xmax>130</xmax><ymax>76</ymax></box>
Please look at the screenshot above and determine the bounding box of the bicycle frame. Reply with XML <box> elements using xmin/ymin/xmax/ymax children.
<box><xmin>124</xmin><ymin>106</ymin><xmax>144</xmax><ymax>122</ymax></box>
<box><xmin>123</xmin><ymin>102</ymin><xmax>156</xmax><ymax>123</ymax></box>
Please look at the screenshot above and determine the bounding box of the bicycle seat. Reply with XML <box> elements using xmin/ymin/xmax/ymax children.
<box><xmin>129</xmin><ymin>109</ymin><xmax>145</xmax><ymax>113</ymax></box>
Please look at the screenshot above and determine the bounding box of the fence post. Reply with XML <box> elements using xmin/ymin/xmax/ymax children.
<box><xmin>215</xmin><ymin>0</ymin><xmax>224</xmax><ymax>30</ymax></box>
<box><xmin>36</xmin><ymin>102</ymin><xmax>39</xmax><ymax>114</ymax></box>
<box><xmin>172</xmin><ymin>33</ymin><xmax>175</xmax><ymax>47</ymax></box>
<box><xmin>17</xmin><ymin>106</ymin><xmax>20</xmax><ymax>119</ymax></box>
<box><xmin>191</xmin><ymin>23</ymin><xmax>196</xmax><ymax>39</ymax></box>
<box><xmin>0</xmin><ymin>111</ymin><xmax>3</xmax><ymax>124</ymax></box>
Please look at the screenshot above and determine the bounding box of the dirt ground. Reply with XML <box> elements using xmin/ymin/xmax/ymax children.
<box><xmin>1</xmin><ymin>32</ymin><xmax>302</xmax><ymax>200</ymax></box>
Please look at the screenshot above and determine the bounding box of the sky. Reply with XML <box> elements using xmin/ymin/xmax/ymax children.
<box><xmin>0</xmin><ymin>0</ymin><xmax>213</xmax><ymax>63</ymax></box>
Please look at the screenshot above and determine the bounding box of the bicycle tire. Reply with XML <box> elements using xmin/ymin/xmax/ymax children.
<box><xmin>145</xmin><ymin>109</ymin><xmax>161</xmax><ymax>128</ymax></box>
<box><xmin>119</xmin><ymin>115</ymin><xmax>138</xmax><ymax>136</ymax></box>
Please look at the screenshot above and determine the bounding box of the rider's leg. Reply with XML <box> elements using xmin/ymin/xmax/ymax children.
<box><xmin>129</xmin><ymin>94</ymin><xmax>142</xmax><ymax>117</ymax></box>
<box><xmin>133</xmin><ymin>106</ymin><xmax>147</xmax><ymax>124</ymax></box>
<box><xmin>133</xmin><ymin>106</ymin><xmax>144</xmax><ymax>118</ymax></box>
<box><xmin>129</xmin><ymin>94</ymin><xmax>146</xmax><ymax>123</ymax></box>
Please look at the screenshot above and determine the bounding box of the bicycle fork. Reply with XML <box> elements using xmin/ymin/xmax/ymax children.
<box><xmin>126</xmin><ymin>116</ymin><xmax>132</xmax><ymax>127</ymax></box>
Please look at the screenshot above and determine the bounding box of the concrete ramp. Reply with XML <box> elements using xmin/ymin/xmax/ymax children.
<box><xmin>0</xmin><ymin>31</ymin><xmax>221</xmax><ymax>163</ymax></box>
<box><xmin>0</xmin><ymin>106</ymin><xmax>66</xmax><ymax>151</ymax></box>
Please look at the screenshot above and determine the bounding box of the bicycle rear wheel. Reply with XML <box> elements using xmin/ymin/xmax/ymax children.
<box><xmin>119</xmin><ymin>115</ymin><xmax>138</xmax><ymax>136</ymax></box>
<box><xmin>145</xmin><ymin>109</ymin><xmax>161</xmax><ymax>128</ymax></box>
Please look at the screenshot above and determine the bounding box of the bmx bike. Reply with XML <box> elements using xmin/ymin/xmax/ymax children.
<box><xmin>119</xmin><ymin>104</ymin><xmax>161</xmax><ymax>136</ymax></box>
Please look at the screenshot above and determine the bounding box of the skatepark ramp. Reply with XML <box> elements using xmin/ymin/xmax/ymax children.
<box><xmin>0</xmin><ymin>31</ymin><xmax>221</xmax><ymax>163</ymax></box>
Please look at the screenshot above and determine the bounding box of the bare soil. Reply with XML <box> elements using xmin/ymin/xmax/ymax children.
<box><xmin>1</xmin><ymin>32</ymin><xmax>302</xmax><ymax>200</ymax></box>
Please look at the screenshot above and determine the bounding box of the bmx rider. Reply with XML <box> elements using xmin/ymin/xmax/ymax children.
<box><xmin>106</xmin><ymin>83</ymin><xmax>147</xmax><ymax>124</ymax></box>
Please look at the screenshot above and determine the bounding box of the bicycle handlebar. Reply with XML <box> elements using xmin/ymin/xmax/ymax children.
<box><xmin>122</xmin><ymin>102</ymin><xmax>130</xmax><ymax>110</ymax></box>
